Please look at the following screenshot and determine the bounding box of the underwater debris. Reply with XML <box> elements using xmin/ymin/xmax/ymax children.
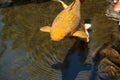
<box><xmin>40</xmin><ymin>0</ymin><xmax>90</xmax><ymax>42</ymax></box>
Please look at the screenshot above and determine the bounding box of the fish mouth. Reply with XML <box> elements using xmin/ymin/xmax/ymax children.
<box><xmin>50</xmin><ymin>33</ymin><xmax>65</xmax><ymax>41</ymax></box>
<box><xmin>51</xmin><ymin>38</ymin><xmax>63</xmax><ymax>41</ymax></box>
<box><xmin>51</xmin><ymin>35</ymin><xmax>64</xmax><ymax>41</ymax></box>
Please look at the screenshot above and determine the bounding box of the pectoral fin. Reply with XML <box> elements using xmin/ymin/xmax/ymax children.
<box><xmin>72</xmin><ymin>31</ymin><xmax>88</xmax><ymax>38</ymax></box>
<box><xmin>40</xmin><ymin>26</ymin><xmax>51</xmax><ymax>32</ymax></box>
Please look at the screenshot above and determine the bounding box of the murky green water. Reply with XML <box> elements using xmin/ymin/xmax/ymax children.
<box><xmin>0</xmin><ymin>0</ymin><xmax>120</xmax><ymax>80</ymax></box>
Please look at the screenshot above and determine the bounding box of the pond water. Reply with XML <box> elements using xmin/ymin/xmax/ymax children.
<box><xmin>0</xmin><ymin>0</ymin><xmax>119</xmax><ymax>80</ymax></box>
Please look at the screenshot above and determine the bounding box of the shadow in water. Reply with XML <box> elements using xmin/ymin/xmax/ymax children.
<box><xmin>52</xmin><ymin>39</ymin><xmax>92</xmax><ymax>80</ymax></box>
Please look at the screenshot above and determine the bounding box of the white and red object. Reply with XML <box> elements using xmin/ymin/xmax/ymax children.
<box><xmin>113</xmin><ymin>0</ymin><xmax>120</xmax><ymax>12</ymax></box>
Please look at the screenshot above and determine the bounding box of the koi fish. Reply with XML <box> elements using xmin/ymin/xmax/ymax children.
<box><xmin>113</xmin><ymin>0</ymin><xmax>120</xmax><ymax>12</ymax></box>
<box><xmin>40</xmin><ymin>0</ymin><xmax>90</xmax><ymax>42</ymax></box>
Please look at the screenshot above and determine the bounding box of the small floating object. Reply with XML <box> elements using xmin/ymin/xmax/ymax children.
<box><xmin>113</xmin><ymin>0</ymin><xmax>118</xmax><ymax>3</ymax></box>
<box><xmin>113</xmin><ymin>0</ymin><xmax>120</xmax><ymax>12</ymax></box>
<box><xmin>84</xmin><ymin>23</ymin><xmax>91</xmax><ymax>30</ymax></box>
<box><xmin>40</xmin><ymin>0</ymin><xmax>90</xmax><ymax>42</ymax></box>
<box><xmin>84</xmin><ymin>19</ymin><xmax>91</xmax><ymax>30</ymax></box>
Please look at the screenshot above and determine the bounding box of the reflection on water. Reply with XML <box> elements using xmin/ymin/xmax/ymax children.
<box><xmin>0</xmin><ymin>0</ymin><xmax>120</xmax><ymax>80</ymax></box>
<box><xmin>0</xmin><ymin>0</ymin><xmax>51</xmax><ymax>8</ymax></box>
<box><xmin>0</xmin><ymin>40</ymin><xmax>31</xmax><ymax>80</ymax></box>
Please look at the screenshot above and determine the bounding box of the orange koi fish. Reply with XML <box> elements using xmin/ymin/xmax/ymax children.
<box><xmin>113</xmin><ymin>0</ymin><xmax>120</xmax><ymax>12</ymax></box>
<box><xmin>40</xmin><ymin>0</ymin><xmax>90</xmax><ymax>42</ymax></box>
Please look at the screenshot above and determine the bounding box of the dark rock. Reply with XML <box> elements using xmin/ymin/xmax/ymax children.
<box><xmin>111</xmin><ymin>25</ymin><xmax>120</xmax><ymax>53</ymax></box>
<box><xmin>98</xmin><ymin>58</ymin><xmax>120</xmax><ymax>80</ymax></box>
<box><xmin>99</xmin><ymin>45</ymin><xmax>120</xmax><ymax>67</ymax></box>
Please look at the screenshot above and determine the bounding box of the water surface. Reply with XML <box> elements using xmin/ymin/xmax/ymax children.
<box><xmin>0</xmin><ymin>0</ymin><xmax>119</xmax><ymax>80</ymax></box>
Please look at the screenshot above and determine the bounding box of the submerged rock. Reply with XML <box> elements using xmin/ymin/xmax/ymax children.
<box><xmin>100</xmin><ymin>45</ymin><xmax>120</xmax><ymax>67</ymax></box>
<box><xmin>92</xmin><ymin>26</ymin><xmax>120</xmax><ymax>79</ymax></box>
<box><xmin>112</xmin><ymin>25</ymin><xmax>120</xmax><ymax>53</ymax></box>
<box><xmin>98</xmin><ymin>58</ymin><xmax>120</xmax><ymax>80</ymax></box>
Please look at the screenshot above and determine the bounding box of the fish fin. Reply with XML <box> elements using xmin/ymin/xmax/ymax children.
<box><xmin>80</xmin><ymin>23</ymin><xmax>91</xmax><ymax>30</ymax></box>
<box><xmin>52</xmin><ymin>0</ymin><xmax>68</xmax><ymax>9</ymax></box>
<box><xmin>85</xmin><ymin>25</ymin><xmax>91</xmax><ymax>30</ymax></box>
<box><xmin>72</xmin><ymin>31</ymin><xmax>88</xmax><ymax>38</ymax></box>
<box><xmin>40</xmin><ymin>26</ymin><xmax>51</xmax><ymax>32</ymax></box>
<box><xmin>79</xmin><ymin>23</ymin><xmax>90</xmax><ymax>42</ymax></box>
<box><xmin>80</xmin><ymin>23</ymin><xmax>86</xmax><ymax>31</ymax></box>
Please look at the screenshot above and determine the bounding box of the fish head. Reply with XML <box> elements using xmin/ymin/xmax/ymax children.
<box><xmin>51</xmin><ymin>36</ymin><xmax>63</xmax><ymax>41</ymax></box>
<box><xmin>50</xmin><ymin>29</ymin><xmax>67</xmax><ymax>41</ymax></box>
<box><xmin>50</xmin><ymin>34</ymin><xmax>64</xmax><ymax>41</ymax></box>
